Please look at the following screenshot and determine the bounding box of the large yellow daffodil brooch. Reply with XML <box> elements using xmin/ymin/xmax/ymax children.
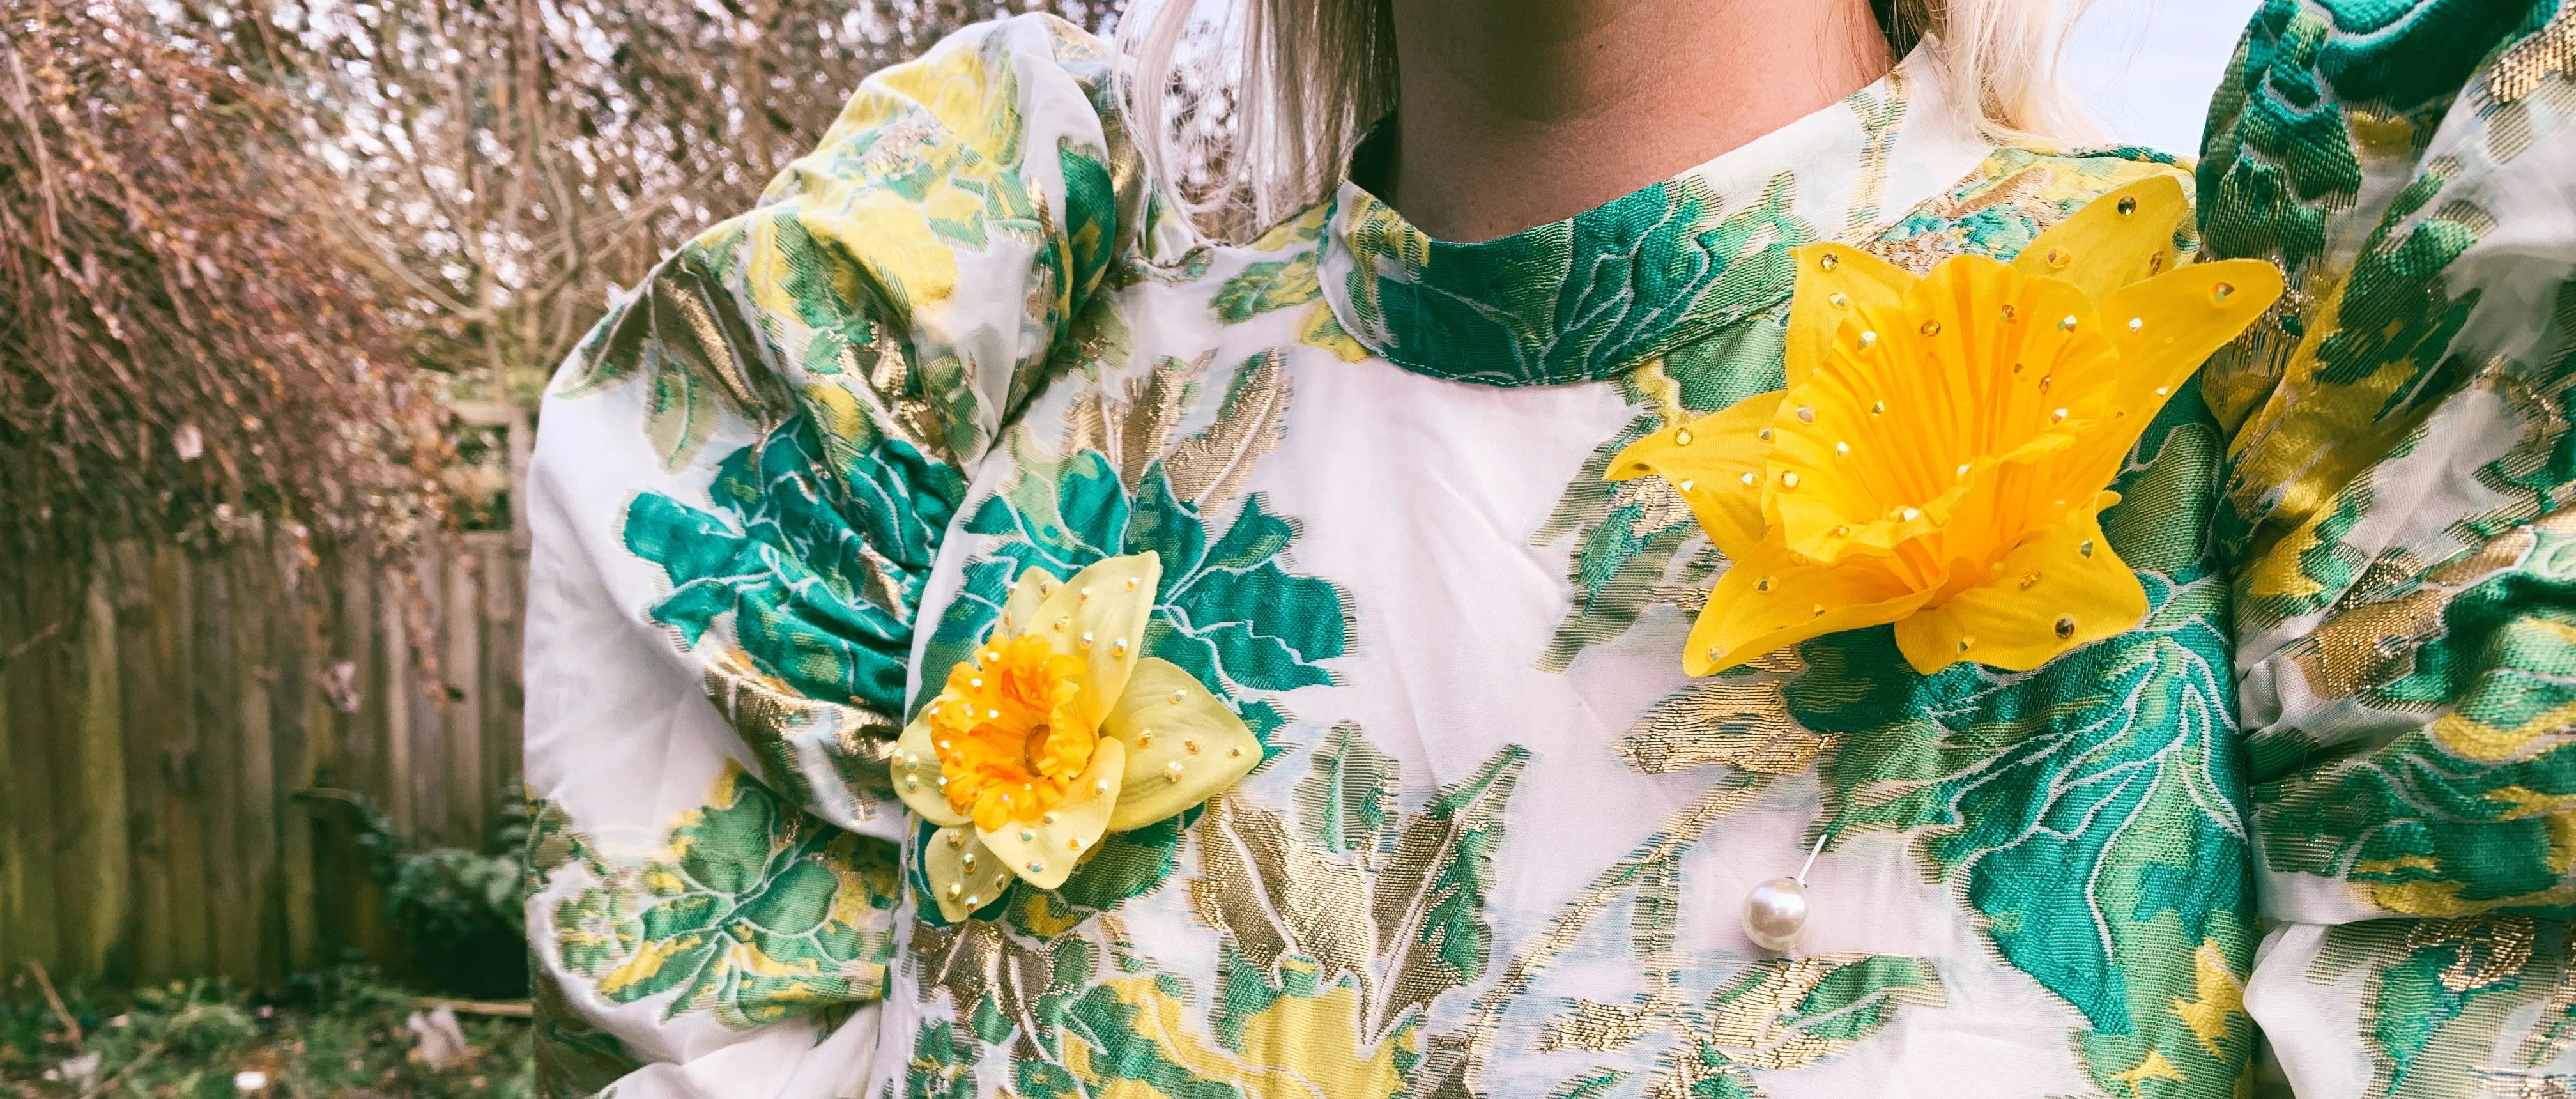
<box><xmin>890</xmin><ymin>551</ymin><xmax>1262</xmax><ymax>921</ymax></box>
<box><xmin>1613</xmin><ymin>177</ymin><xmax>2280</xmax><ymax>676</ymax></box>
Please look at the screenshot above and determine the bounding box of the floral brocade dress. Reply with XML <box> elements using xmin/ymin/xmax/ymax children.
<box><xmin>523</xmin><ymin>6</ymin><xmax>2576</xmax><ymax>1099</ymax></box>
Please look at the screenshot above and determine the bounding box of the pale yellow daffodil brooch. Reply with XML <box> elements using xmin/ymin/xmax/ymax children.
<box><xmin>890</xmin><ymin>551</ymin><xmax>1262</xmax><ymax>921</ymax></box>
<box><xmin>1612</xmin><ymin>177</ymin><xmax>2280</xmax><ymax>677</ymax></box>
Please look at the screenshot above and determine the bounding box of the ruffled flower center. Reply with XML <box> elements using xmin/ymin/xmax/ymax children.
<box><xmin>1765</xmin><ymin>257</ymin><xmax>2114</xmax><ymax>583</ymax></box>
<box><xmin>930</xmin><ymin>633</ymin><xmax>1097</xmax><ymax>831</ymax></box>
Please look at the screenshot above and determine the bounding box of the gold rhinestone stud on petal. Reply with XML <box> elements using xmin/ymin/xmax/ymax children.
<box><xmin>2055</xmin><ymin>615</ymin><xmax>2078</xmax><ymax>640</ymax></box>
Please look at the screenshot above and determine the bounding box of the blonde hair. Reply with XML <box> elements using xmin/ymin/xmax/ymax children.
<box><xmin>1116</xmin><ymin>0</ymin><xmax>2095</xmax><ymax>240</ymax></box>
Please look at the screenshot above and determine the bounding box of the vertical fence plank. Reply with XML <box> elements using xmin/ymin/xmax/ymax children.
<box><xmin>446</xmin><ymin>548</ymin><xmax>484</xmax><ymax>843</ymax></box>
<box><xmin>477</xmin><ymin>535</ymin><xmax>523</xmax><ymax>815</ymax></box>
<box><xmin>277</xmin><ymin>542</ymin><xmax>323</xmax><ymax>978</ymax></box>
<box><xmin>0</xmin><ymin>585</ymin><xmax>20</xmax><ymax>971</ymax></box>
<box><xmin>230</xmin><ymin>552</ymin><xmax>282</xmax><ymax>987</ymax></box>
<box><xmin>13</xmin><ymin>566</ymin><xmax>70</xmax><ymax>976</ymax></box>
<box><xmin>378</xmin><ymin>566</ymin><xmax>414</xmax><ymax>840</ymax></box>
<box><xmin>408</xmin><ymin>546</ymin><xmax>448</xmax><ymax>846</ymax></box>
<box><xmin>197</xmin><ymin>556</ymin><xmax>258</xmax><ymax>981</ymax></box>
<box><xmin>114</xmin><ymin>543</ymin><xmax>175</xmax><ymax>983</ymax></box>
<box><xmin>160</xmin><ymin>546</ymin><xmax>212</xmax><ymax>979</ymax></box>
<box><xmin>71</xmin><ymin>578</ymin><xmax>134</xmax><ymax>980</ymax></box>
<box><xmin>346</xmin><ymin>556</ymin><xmax>394</xmax><ymax>968</ymax></box>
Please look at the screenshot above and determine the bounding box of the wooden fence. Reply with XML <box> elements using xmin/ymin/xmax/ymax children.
<box><xmin>0</xmin><ymin>522</ymin><xmax>527</xmax><ymax>991</ymax></box>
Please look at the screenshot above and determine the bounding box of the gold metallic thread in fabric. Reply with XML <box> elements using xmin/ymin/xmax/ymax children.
<box><xmin>1692</xmin><ymin>954</ymin><xmax>1945</xmax><ymax>1071</ymax></box>
<box><xmin>1617</xmin><ymin>652</ymin><xmax>1826</xmax><ymax>776</ymax></box>
<box><xmin>703</xmin><ymin>647</ymin><xmax>901</xmax><ymax>810</ymax></box>
<box><xmin>1163</xmin><ymin>350</ymin><xmax>1291</xmax><ymax>506</ymax></box>
<box><xmin>2488</xmin><ymin>3</ymin><xmax>2576</xmax><ymax>105</ymax></box>
<box><xmin>1188</xmin><ymin>742</ymin><xmax>1529</xmax><ymax>1047</ymax></box>
<box><xmin>1061</xmin><ymin>348</ymin><xmax>1289</xmax><ymax>507</ymax></box>
<box><xmin>1839</xmin><ymin>63</ymin><xmax>1910</xmax><ymax>239</ymax></box>
<box><xmin>2410</xmin><ymin>916</ymin><xmax>2537</xmax><ymax>994</ymax></box>
<box><xmin>1416</xmin><ymin>773</ymin><xmax>1771</xmax><ymax>1099</ymax></box>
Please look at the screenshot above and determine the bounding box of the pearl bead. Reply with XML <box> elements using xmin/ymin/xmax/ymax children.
<box><xmin>1742</xmin><ymin>876</ymin><xmax>1810</xmax><ymax>952</ymax></box>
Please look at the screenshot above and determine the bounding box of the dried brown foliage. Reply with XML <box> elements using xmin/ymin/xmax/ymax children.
<box><xmin>0</xmin><ymin>1</ymin><xmax>445</xmax><ymax>565</ymax></box>
<box><xmin>0</xmin><ymin>0</ymin><xmax>1131</xmax><ymax>563</ymax></box>
<box><xmin>293</xmin><ymin>0</ymin><xmax>1121</xmax><ymax>408</ymax></box>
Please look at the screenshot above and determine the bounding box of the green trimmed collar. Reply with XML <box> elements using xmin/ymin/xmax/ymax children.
<box><xmin>1315</xmin><ymin>54</ymin><xmax>1926</xmax><ymax>387</ymax></box>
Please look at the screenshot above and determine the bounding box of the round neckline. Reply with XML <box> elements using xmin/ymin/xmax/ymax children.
<box><xmin>1314</xmin><ymin>49</ymin><xmax>1925</xmax><ymax>388</ymax></box>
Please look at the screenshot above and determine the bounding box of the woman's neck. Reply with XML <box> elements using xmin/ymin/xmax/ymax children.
<box><xmin>1383</xmin><ymin>0</ymin><xmax>1894</xmax><ymax>242</ymax></box>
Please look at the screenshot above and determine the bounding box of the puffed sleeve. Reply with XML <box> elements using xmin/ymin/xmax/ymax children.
<box><xmin>518</xmin><ymin>15</ymin><xmax>1158</xmax><ymax>1098</ymax></box>
<box><xmin>2197</xmin><ymin>1</ymin><xmax>2576</xmax><ymax>1095</ymax></box>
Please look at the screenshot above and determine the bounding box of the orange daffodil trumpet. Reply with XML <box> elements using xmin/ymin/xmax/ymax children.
<box><xmin>890</xmin><ymin>551</ymin><xmax>1262</xmax><ymax>921</ymax></box>
<box><xmin>1611</xmin><ymin>177</ymin><xmax>2281</xmax><ymax>677</ymax></box>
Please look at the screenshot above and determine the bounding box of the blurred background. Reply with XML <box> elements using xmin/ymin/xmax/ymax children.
<box><xmin>0</xmin><ymin>1</ymin><xmax>2248</xmax><ymax>1095</ymax></box>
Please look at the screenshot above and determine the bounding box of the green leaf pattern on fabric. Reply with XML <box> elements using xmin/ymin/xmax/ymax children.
<box><xmin>625</xmin><ymin>414</ymin><xmax>963</xmax><ymax>718</ymax></box>
<box><xmin>1778</xmin><ymin>396</ymin><xmax>2257</xmax><ymax>1094</ymax></box>
<box><xmin>545</xmin><ymin>769</ymin><xmax>903</xmax><ymax>1030</ymax></box>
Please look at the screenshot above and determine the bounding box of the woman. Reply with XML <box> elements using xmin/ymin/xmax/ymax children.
<box><xmin>523</xmin><ymin>1</ymin><xmax>2576</xmax><ymax>1096</ymax></box>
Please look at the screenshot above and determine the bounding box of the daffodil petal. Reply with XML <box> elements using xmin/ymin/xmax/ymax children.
<box><xmin>2092</xmin><ymin>256</ymin><xmax>2284</xmax><ymax>418</ymax></box>
<box><xmin>1786</xmin><ymin>242</ymin><xmax>1915</xmax><ymax>388</ymax></box>
<box><xmin>891</xmin><ymin>716</ymin><xmax>970</xmax><ymax>827</ymax></box>
<box><xmin>976</xmin><ymin>737</ymin><xmax>1121</xmax><ymax>891</ymax></box>
<box><xmin>2012</xmin><ymin>176</ymin><xmax>2192</xmax><ymax>301</ymax></box>
<box><xmin>996</xmin><ymin>565</ymin><xmax>1054</xmax><ymax>639</ymax></box>
<box><xmin>1606</xmin><ymin>398</ymin><xmax>1779</xmax><ymax>557</ymax></box>
<box><xmin>1890</xmin><ymin>492</ymin><xmax>2146</xmax><ymax>673</ymax></box>
<box><xmin>1027</xmin><ymin>552</ymin><xmax>1162</xmax><ymax>727</ymax></box>
<box><xmin>1689</xmin><ymin>537</ymin><xmax>1937</xmax><ymax>675</ymax></box>
<box><xmin>922</xmin><ymin>826</ymin><xmax>1013</xmax><ymax>922</ymax></box>
<box><xmin>1100</xmin><ymin>657</ymin><xmax>1260</xmax><ymax>830</ymax></box>
<box><xmin>1770</xmin><ymin>256</ymin><xmax>2116</xmax><ymax>562</ymax></box>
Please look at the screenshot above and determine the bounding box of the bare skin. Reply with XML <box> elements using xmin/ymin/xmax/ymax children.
<box><xmin>1383</xmin><ymin>0</ymin><xmax>1894</xmax><ymax>242</ymax></box>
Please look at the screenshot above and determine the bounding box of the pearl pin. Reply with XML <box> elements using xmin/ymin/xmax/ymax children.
<box><xmin>1744</xmin><ymin>831</ymin><xmax>1830</xmax><ymax>953</ymax></box>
